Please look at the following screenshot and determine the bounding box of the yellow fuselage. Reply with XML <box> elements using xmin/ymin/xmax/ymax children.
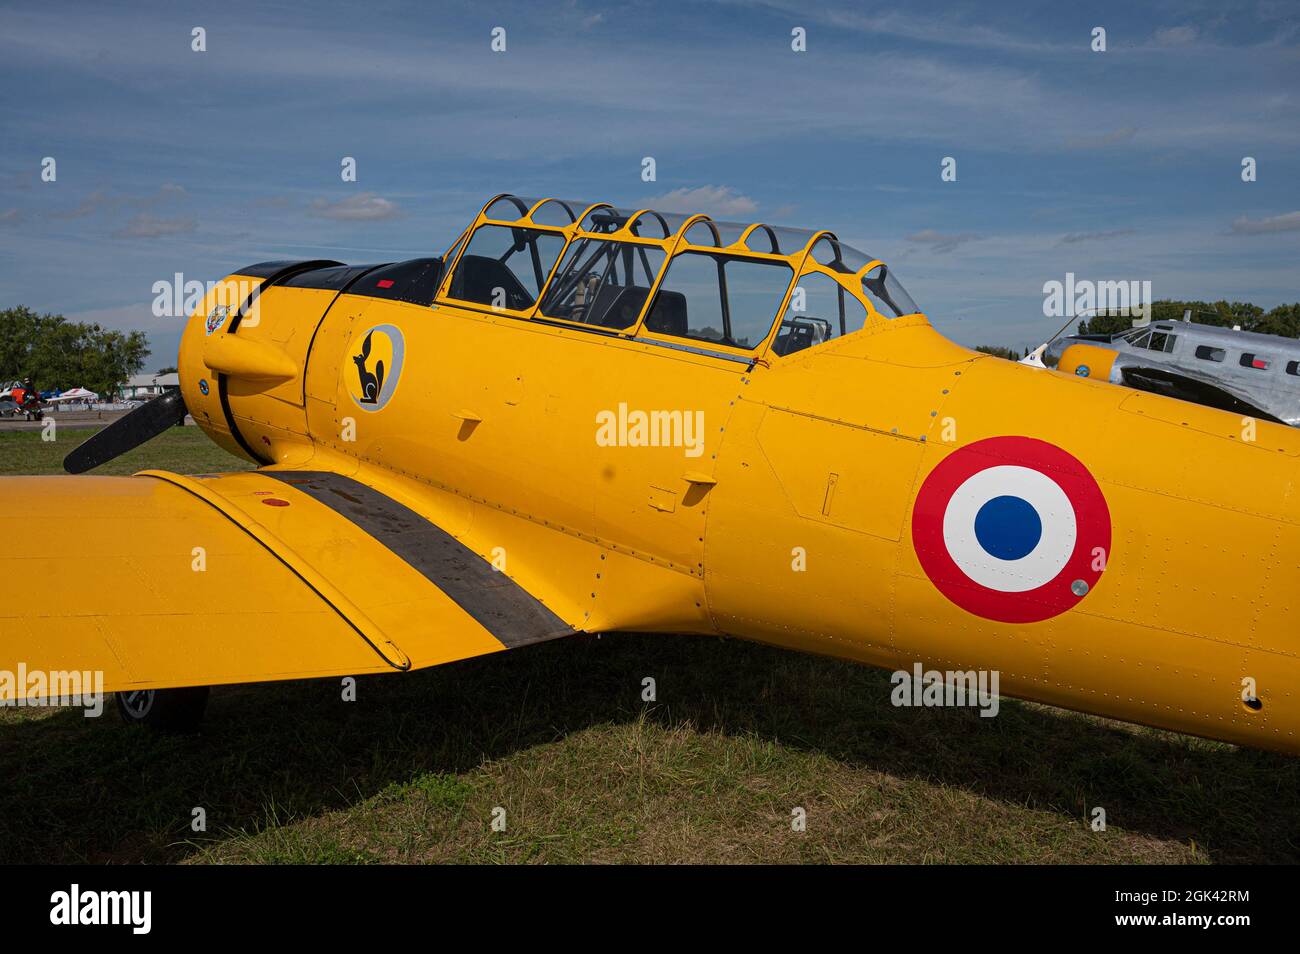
<box><xmin>177</xmin><ymin>270</ymin><xmax>1300</xmax><ymax>755</ymax></box>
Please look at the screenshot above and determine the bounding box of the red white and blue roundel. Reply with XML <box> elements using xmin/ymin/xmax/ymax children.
<box><xmin>911</xmin><ymin>436</ymin><xmax>1110</xmax><ymax>623</ymax></box>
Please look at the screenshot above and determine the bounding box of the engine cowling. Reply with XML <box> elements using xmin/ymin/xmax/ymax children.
<box><xmin>178</xmin><ymin>258</ymin><xmax>444</xmax><ymax>466</ymax></box>
<box><xmin>1056</xmin><ymin>342</ymin><xmax>1121</xmax><ymax>383</ymax></box>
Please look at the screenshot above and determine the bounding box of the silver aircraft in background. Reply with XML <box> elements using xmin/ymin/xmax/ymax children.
<box><xmin>1039</xmin><ymin>317</ymin><xmax>1300</xmax><ymax>426</ymax></box>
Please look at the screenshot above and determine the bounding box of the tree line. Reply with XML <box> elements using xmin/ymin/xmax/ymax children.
<box><xmin>977</xmin><ymin>299</ymin><xmax>1300</xmax><ymax>358</ymax></box>
<box><xmin>0</xmin><ymin>306</ymin><xmax>150</xmax><ymax>398</ymax></box>
<box><xmin>1077</xmin><ymin>299</ymin><xmax>1300</xmax><ymax>338</ymax></box>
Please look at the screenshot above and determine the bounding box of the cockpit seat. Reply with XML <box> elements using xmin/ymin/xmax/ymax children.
<box><xmin>450</xmin><ymin>255</ymin><xmax>532</xmax><ymax>309</ymax></box>
<box><xmin>586</xmin><ymin>285</ymin><xmax>652</xmax><ymax>329</ymax></box>
<box><xmin>772</xmin><ymin>316</ymin><xmax>831</xmax><ymax>357</ymax></box>
<box><xmin>644</xmin><ymin>290</ymin><xmax>688</xmax><ymax>337</ymax></box>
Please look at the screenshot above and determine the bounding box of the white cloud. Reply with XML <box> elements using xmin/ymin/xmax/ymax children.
<box><xmin>112</xmin><ymin>214</ymin><xmax>196</xmax><ymax>239</ymax></box>
<box><xmin>1064</xmin><ymin>127</ymin><xmax>1138</xmax><ymax>150</ymax></box>
<box><xmin>905</xmin><ymin>229</ymin><xmax>982</xmax><ymax>253</ymax></box>
<box><xmin>1060</xmin><ymin>228</ymin><xmax>1137</xmax><ymax>244</ymax></box>
<box><xmin>2</xmin><ymin>5</ymin><xmax>1295</xmax><ymax>163</ymax></box>
<box><xmin>44</xmin><ymin>184</ymin><xmax>188</xmax><ymax>223</ymax></box>
<box><xmin>731</xmin><ymin>0</ymin><xmax>1071</xmax><ymax>54</ymax></box>
<box><xmin>1154</xmin><ymin>26</ymin><xmax>1199</xmax><ymax>47</ymax></box>
<box><xmin>309</xmin><ymin>193</ymin><xmax>402</xmax><ymax>221</ymax></box>
<box><xmin>644</xmin><ymin>186</ymin><xmax>758</xmax><ymax>218</ymax></box>
<box><xmin>1230</xmin><ymin>211</ymin><xmax>1300</xmax><ymax>234</ymax></box>
<box><xmin>50</xmin><ymin>190</ymin><xmax>113</xmax><ymax>220</ymax></box>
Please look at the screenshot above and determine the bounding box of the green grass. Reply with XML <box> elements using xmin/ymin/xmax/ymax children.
<box><xmin>2</xmin><ymin>425</ymin><xmax>1297</xmax><ymax>864</ymax></box>
<box><xmin>0</xmin><ymin>423</ymin><xmax>252</xmax><ymax>477</ymax></box>
<box><xmin>4</xmin><ymin>639</ymin><xmax>1297</xmax><ymax>865</ymax></box>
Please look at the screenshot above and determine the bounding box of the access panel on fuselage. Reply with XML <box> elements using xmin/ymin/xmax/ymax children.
<box><xmin>305</xmin><ymin>293</ymin><xmax>745</xmax><ymax>580</ymax></box>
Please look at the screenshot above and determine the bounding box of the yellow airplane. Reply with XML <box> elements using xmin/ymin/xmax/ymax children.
<box><xmin>2</xmin><ymin>194</ymin><xmax>1297</xmax><ymax>753</ymax></box>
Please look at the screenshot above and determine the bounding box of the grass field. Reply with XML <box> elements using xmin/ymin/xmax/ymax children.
<box><xmin>0</xmin><ymin>422</ymin><xmax>253</xmax><ymax>477</ymax></box>
<box><xmin>1</xmin><ymin>426</ymin><xmax>1297</xmax><ymax>864</ymax></box>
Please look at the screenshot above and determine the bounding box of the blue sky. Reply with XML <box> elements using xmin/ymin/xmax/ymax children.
<box><xmin>2</xmin><ymin>0</ymin><xmax>1298</xmax><ymax>366</ymax></box>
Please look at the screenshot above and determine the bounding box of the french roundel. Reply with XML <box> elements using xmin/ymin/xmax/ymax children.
<box><xmin>911</xmin><ymin>436</ymin><xmax>1110</xmax><ymax>623</ymax></box>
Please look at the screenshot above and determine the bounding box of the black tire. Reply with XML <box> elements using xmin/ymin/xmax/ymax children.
<box><xmin>116</xmin><ymin>686</ymin><xmax>210</xmax><ymax>732</ymax></box>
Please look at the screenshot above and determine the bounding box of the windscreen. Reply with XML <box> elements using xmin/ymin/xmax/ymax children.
<box><xmin>539</xmin><ymin>238</ymin><xmax>667</xmax><ymax>330</ymax></box>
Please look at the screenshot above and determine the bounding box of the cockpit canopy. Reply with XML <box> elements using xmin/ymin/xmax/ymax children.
<box><xmin>437</xmin><ymin>195</ymin><xmax>922</xmax><ymax>361</ymax></box>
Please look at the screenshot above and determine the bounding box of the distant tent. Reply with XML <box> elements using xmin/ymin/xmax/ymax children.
<box><xmin>49</xmin><ymin>387</ymin><xmax>99</xmax><ymax>402</ymax></box>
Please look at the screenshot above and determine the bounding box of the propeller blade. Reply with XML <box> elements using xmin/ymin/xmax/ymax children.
<box><xmin>63</xmin><ymin>389</ymin><xmax>189</xmax><ymax>474</ymax></box>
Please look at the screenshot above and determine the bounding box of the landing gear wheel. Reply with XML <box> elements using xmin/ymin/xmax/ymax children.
<box><xmin>116</xmin><ymin>686</ymin><xmax>210</xmax><ymax>732</ymax></box>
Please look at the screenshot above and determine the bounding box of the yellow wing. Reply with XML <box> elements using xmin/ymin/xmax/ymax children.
<box><xmin>0</xmin><ymin>470</ymin><xmax>576</xmax><ymax>698</ymax></box>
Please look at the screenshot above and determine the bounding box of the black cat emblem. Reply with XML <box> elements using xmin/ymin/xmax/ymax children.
<box><xmin>353</xmin><ymin>330</ymin><xmax>386</xmax><ymax>405</ymax></box>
